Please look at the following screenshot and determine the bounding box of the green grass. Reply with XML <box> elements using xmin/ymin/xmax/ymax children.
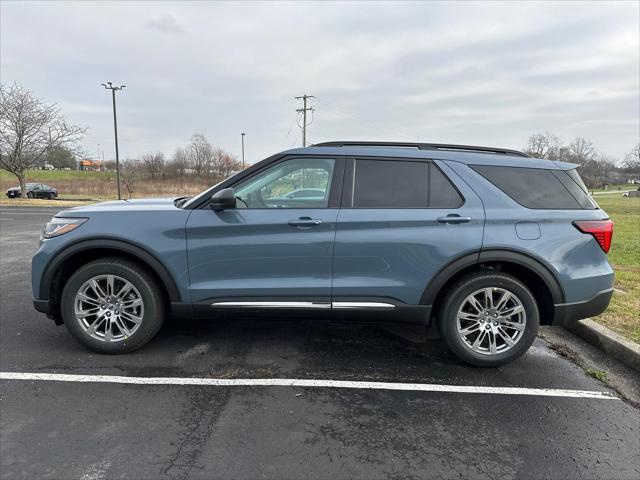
<box><xmin>585</xmin><ymin>368</ymin><xmax>608</xmax><ymax>382</ymax></box>
<box><xmin>592</xmin><ymin>195</ymin><xmax>640</xmax><ymax>343</ymax></box>
<box><xmin>590</xmin><ymin>184</ymin><xmax>637</xmax><ymax>193</ymax></box>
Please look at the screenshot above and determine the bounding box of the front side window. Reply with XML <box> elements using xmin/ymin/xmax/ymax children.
<box><xmin>351</xmin><ymin>159</ymin><xmax>463</xmax><ymax>208</ymax></box>
<box><xmin>234</xmin><ymin>158</ymin><xmax>335</xmax><ymax>208</ymax></box>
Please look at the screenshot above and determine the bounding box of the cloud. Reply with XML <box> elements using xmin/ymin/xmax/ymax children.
<box><xmin>146</xmin><ymin>13</ymin><xmax>186</xmax><ymax>35</ymax></box>
<box><xmin>0</xmin><ymin>1</ymin><xmax>637</xmax><ymax>162</ymax></box>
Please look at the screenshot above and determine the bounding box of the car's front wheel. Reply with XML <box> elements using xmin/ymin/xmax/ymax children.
<box><xmin>48</xmin><ymin>192</ymin><xmax>56</xmax><ymax>200</ymax></box>
<box><xmin>437</xmin><ymin>271</ymin><xmax>539</xmax><ymax>367</ymax></box>
<box><xmin>60</xmin><ymin>257</ymin><xmax>166</xmax><ymax>353</ymax></box>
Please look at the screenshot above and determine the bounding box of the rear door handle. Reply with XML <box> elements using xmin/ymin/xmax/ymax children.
<box><xmin>437</xmin><ymin>214</ymin><xmax>471</xmax><ymax>224</ymax></box>
<box><xmin>289</xmin><ymin>217</ymin><xmax>323</xmax><ymax>228</ymax></box>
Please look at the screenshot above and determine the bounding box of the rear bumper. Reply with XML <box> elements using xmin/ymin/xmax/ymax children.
<box><xmin>552</xmin><ymin>288</ymin><xmax>614</xmax><ymax>327</ymax></box>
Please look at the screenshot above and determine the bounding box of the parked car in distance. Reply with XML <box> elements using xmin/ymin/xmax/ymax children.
<box><xmin>31</xmin><ymin>141</ymin><xmax>614</xmax><ymax>366</ymax></box>
<box><xmin>6</xmin><ymin>183</ymin><xmax>58</xmax><ymax>199</ymax></box>
<box><xmin>282</xmin><ymin>188</ymin><xmax>326</xmax><ymax>199</ymax></box>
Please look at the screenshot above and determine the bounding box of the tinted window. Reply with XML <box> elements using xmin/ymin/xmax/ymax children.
<box><xmin>557</xmin><ymin>169</ymin><xmax>597</xmax><ymax>209</ymax></box>
<box><xmin>352</xmin><ymin>159</ymin><xmax>462</xmax><ymax>208</ymax></box>
<box><xmin>430</xmin><ymin>164</ymin><xmax>464</xmax><ymax>208</ymax></box>
<box><xmin>471</xmin><ymin>165</ymin><xmax>593</xmax><ymax>209</ymax></box>
<box><xmin>234</xmin><ymin>158</ymin><xmax>334</xmax><ymax>208</ymax></box>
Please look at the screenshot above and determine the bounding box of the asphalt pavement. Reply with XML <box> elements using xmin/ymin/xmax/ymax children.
<box><xmin>1</xmin><ymin>206</ymin><xmax>639</xmax><ymax>480</ymax></box>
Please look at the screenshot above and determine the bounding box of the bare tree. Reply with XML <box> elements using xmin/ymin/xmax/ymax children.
<box><xmin>0</xmin><ymin>83</ymin><xmax>86</xmax><ymax>195</ymax></box>
<box><xmin>524</xmin><ymin>132</ymin><xmax>562</xmax><ymax>159</ymax></box>
<box><xmin>596</xmin><ymin>153</ymin><xmax>617</xmax><ymax>188</ymax></box>
<box><xmin>141</xmin><ymin>151</ymin><xmax>165</xmax><ymax>178</ymax></box>
<box><xmin>188</xmin><ymin>133</ymin><xmax>214</xmax><ymax>176</ymax></box>
<box><xmin>211</xmin><ymin>147</ymin><xmax>242</xmax><ymax>179</ymax></box>
<box><xmin>121</xmin><ymin>159</ymin><xmax>139</xmax><ymax>199</ymax></box>
<box><xmin>167</xmin><ymin>147</ymin><xmax>190</xmax><ymax>177</ymax></box>
<box><xmin>568</xmin><ymin>138</ymin><xmax>595</xmax><ymax>163</ymax></box>
<box><xmin>623</xmin><ymin>143</ymin><xmax>640</xmax><ymax>172</ymax></box>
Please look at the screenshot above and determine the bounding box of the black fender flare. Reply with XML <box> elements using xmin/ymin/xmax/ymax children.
<box><xmin>40</xmin><ymin>238</ymin><xmax>183</xmax><ymax>302</ymax></box>
<box><xmin>420</xmin><ymin>248</ymin><xmax>565</xmax><ymax>306</ymax></box>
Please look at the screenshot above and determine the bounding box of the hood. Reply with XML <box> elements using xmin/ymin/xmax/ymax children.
<box><xmin>7</xmin><ymin>186</ymin><xmax>20</xmax><ymax>191</ymax></box>
<box><xmin>58</xmin><ymin>197</ymin><xmax>180</xmax><ymax>216</ymax></box>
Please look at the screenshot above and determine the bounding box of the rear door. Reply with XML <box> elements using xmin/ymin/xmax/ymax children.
<box><xmin>185</xmin><ymin>156</ymin><xmax>344</xmax><ymax>311</ymax></box>
<box><xmin>332</xmin><ymin>157</ymin><xmax>484</xmax><ymax>317</ymax></box>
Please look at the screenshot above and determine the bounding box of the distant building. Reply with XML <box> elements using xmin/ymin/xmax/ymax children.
<box><xmin>78</xmin><ymin>159</ymin><xmax>102</xmax><ymax>171</ymax></box>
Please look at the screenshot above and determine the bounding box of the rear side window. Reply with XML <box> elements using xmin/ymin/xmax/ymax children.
<box><xmin>558</xmin><ymin>169</ymin><xmax>597</xmax><ymax>209</ymax></box>
<box><xmin>471</xmin><ymin>165</ymin><xmax>596</xmax><ymax>209</ymax></box>
<box><xmin>352</xmin><ymin>159</ymin><xmax>463</xmax><ymax>208</ymax></box>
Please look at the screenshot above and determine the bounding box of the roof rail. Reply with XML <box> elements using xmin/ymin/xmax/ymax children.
<box><xmin>311</xmin><ymin>141</ymin><xmax>530</xmax><ymax>158</ymax></box>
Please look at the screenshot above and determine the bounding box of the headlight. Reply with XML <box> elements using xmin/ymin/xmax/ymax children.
<box><xmin>42</xmin><ymin>217</ymin><xmax>88</xmax><ymax>239</ymax></box>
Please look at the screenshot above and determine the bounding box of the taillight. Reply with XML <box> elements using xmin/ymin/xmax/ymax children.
<box><xmin>573</xmin><ymin>220</ymin><xmax>614</xmax><ymax>253</ymax></box>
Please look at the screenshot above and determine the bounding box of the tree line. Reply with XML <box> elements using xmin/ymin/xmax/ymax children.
<box><xmin>1</xmin><ymin>82</ymin><xmax>638</xmax><ymax>197</ymax></box>
<box><xmin>523</xmin><ymin>133</ymin><xmax>639</xmax><ymax>189</ymax></box>
<box><xmin>112</xmin><ymin>135</ymin><xmax>242</xmax><ymax>198</ymax></box>
<box><xmin>110</xmin><ymin>133</ymin><xmax>241</xmax><ymax>181</ymax></box>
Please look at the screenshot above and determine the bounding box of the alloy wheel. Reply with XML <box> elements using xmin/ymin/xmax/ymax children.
<box><xmin>456</xmin><ymin>287</ymin><xmax>526</xmax><ymax>355</ymax></box>
<box><xmin>74</xmin><ymin>274</ymin><xmax>144</xmax><ymax>342</ymax></box>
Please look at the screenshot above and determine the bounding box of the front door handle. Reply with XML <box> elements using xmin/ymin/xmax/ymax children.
<box><xmin>437</xmin><ymin>214</ymin><xmax>471</xmax><ymax>224</ymax></box>
<box><xmin>289</xmin><ymin>217</ymin><xmax>323</xmax><ymax>228</ymax></box>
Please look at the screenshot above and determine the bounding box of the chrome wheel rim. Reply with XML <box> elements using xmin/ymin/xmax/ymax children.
<box><xmin>74</xmin><ymin>274</ymin><xmax>144</xmax><ymax>342</ymax></box>
<box><xmin>456</xmin><ymin>287</ymin><xmax>526</xmax><ymax>356</ymax></box>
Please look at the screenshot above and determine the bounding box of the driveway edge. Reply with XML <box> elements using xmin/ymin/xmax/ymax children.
<box><xmin>567</xmin><ymin>319</ymin><xmax>640</xmax><ymax>373</ymax></box>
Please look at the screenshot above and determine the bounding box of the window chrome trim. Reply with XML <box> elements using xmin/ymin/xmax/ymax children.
<box><xmin>211</xmin><ymin>301</ymin><xmax>396</xmax><ymax>310</ymax></box>
<box><xmin>211</xmin><ymin>301</ymin><xmax>331</xmax><ymax>309</ymax></box>
<box><xmin>332</xmin><ymin>302</ymin><xmax>396</xmax><ymax>310</ymax></box>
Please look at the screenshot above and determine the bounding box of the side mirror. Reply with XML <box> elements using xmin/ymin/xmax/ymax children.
<box><xmin>210</xmin><ymin>188</ymin><xmax>236</xmax><ymax>211</ymax></box>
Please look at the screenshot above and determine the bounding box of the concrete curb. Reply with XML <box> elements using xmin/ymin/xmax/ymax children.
<box><xmin>567</xmin><ymin>319</ymin><xmax>640</xmax><ymax>373</ymax></box>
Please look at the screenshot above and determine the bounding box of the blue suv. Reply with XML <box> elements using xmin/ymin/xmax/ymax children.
<box><xmin>32</xmin><ymin>141</ymin><xmax>614</xmax><ymax>366</ymax></box>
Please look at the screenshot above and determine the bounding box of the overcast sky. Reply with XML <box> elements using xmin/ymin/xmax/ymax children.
<box><xmin>1</xmin><ymin>0</ymin><xmax>638</xmax><ymax>162</ymax></box>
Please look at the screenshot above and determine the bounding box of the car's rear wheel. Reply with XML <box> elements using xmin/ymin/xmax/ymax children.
<box><xmin>437</xmin><ymin>271</ymin><xmax>539</xmax><ymax>367</ymax></box>
<box><xmin>60</xmin><ymin>257</ymin><xmax>166</xmax><ymax>353</ymax></box>
<box><xmin>27</xmin><ymin>191</ymin><xmax>34</xmax><ymax>198</ymax></box>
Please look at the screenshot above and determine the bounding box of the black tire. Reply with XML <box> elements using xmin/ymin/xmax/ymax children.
<box><xmin>60</xmin><ymin>257</ymin><xmax>166</xmax><ymax>353</ymax></box>
<box><xmin>437</xmin><ymin>271</ymin><xmax>539</xmax><ymax>367</ymax></box>
<box><xmin>27</xmin><ymin>191</ymin><xmax>34</xmax><ymax>198</ymax></box>
<box><xmin>48</xmin><ymin>192</ymin><xmax>56</xmax><ymax>200</ymax></box>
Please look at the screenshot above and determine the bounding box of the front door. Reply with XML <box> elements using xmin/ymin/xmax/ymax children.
<box><xmin>185</xmin><ymin>156</ymin><xmax>343</xmax><ymax>311</ymax></box>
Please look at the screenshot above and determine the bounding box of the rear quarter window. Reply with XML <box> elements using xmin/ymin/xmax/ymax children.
<box><xmin>471</xmin><ymin>165</ymin><xmax>596</xmax><ymax>209</ymax></box>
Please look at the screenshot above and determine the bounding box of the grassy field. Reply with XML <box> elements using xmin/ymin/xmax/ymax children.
<box><xmin>590</xmin><ymin>184</ymin><xmax>636</xmax><ymax>193</ymax></box>
<box><xmin>0</xmin><ymin>169</ymin><xmax>211</xmax><ymax>200</ymax></box>
<box><xmin>592</xmin><ymin>195</ymin><xmax>640</xmax><ymax>343</ymax></box>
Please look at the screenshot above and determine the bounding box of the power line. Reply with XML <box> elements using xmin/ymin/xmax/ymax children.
<box><xmin>295</xmin><ymin>94</ymin><xmax>315</xmax><ymax>147</ymax></box>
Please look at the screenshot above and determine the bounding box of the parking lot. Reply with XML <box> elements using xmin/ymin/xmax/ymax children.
<box><xmin>1</xmin><ymin>206</ymin><xmax>639</xmax><ymax>479</ymax></box>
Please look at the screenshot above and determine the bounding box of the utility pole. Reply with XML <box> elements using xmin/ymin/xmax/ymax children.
<box><xmin>101</xmin><ymin>82</ymin><xmax>125</xmax><ymax>200</ymax></box>
<box><xmin>295</xmin><ymin>94</ymin><xmax>315</xmax><ymax>147</ymax></box>
<box><xmin>241</xmin><ymin>132</ymin><xmax>246</xmax><ymax>169</ymax></box>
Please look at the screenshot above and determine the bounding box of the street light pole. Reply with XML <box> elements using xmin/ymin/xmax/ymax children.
<box><xmin>101</xmin><ymin>82</ymin><xmax>125</xmax><ymax>200</ymax></box>
<box><xmin>241</xmin><ymin>133</ymin><xmax>245</xmax><ymax>169</ymax></box>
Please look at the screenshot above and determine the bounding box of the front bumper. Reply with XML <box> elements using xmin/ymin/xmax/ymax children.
<box><xmin>552</xmin><ymin>288</ymin><xmax>614</xmax><ymax>327</ymax></box>
<box><xmin>33</xmin><ymin>298</ymin><xmax>63</xmax><ymax>325</ymax></box>
<box><xmin>33</xmin><ymin>298</ymin><xmax>51</xmax><ymax>314</ymax></box>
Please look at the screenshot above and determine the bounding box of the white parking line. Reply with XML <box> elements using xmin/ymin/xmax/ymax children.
<box><xmin>0</xmin><ymin>372</ymin><xmax>618</xmax><ymax>400</ymax></box>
